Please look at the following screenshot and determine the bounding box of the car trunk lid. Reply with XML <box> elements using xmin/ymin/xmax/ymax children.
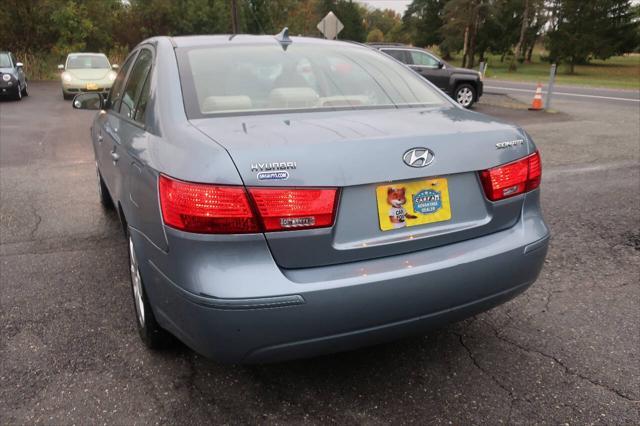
<box><xmin>191</xmin><ymin>106</ymin><xmax>532</xmax><ymax>268</ymax></box>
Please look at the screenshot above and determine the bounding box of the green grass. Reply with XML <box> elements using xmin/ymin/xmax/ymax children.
<box><xmin>448</xmin><ymin>52</ymin><xmax>640</xmax><ymax>90</ymax></box>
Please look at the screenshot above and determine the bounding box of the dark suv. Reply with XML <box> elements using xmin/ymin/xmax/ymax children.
<box><xmin>369</xmin><ymin>44</ymin><xmax>483</xmax><ymax>108</ymax></box>
<box><xmin>0</xmin><ymin>51</ymin><xmax>28</xmax><ymax>101</ymax></box>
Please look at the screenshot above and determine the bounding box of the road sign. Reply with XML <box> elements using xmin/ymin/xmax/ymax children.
<box><xmin>317</xmin><ymin>12</ymin><xmax>344</xmax><ymax>40</ymax></box>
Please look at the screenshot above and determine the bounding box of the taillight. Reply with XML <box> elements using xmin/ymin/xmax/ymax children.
<box><xmin>480</xmin><ymin>151</ymin><xmax>541</xmax><ymax>201</ymax></box>
<box><xmin>159</xmin><ymin>175</ymin><xmax>260</xmax><ymax>233</ymax></box>
<box><xmin>159</xmin><ymin>174</ymin><xmax>338</xmax><ymax>234</ymax></box>
<box><xmin>248</xmin><ymin>188</ymin><xmax>338</xmax><ymax>231</ymax></box>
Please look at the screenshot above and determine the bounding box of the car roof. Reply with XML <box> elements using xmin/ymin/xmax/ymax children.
<box><xmin>66</xmin><ymin>52</ymin><xmax>108</xmax><ymax>57</ymax></box>
<box><xmin>165</xmin><ymin>34</ymin><xmax>364</xmax><ymax>49</ymax></box>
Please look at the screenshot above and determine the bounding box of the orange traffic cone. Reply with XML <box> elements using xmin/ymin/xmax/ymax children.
<box><xmin>529</xmin><ymin>83</ymin><xmax>544</xmax><ymax>110</ymax></box>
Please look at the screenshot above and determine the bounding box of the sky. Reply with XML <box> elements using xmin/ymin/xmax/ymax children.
<box><xmin>356</xmin><ymin>0</ymin><xmax>411</xmax><ymax>15</ymax></box>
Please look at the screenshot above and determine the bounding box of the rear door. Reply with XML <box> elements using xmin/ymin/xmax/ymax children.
<box><xmin>111</xmin><ymin>47</ymin><xmax>165</xmax><ymax>246</ymax></box>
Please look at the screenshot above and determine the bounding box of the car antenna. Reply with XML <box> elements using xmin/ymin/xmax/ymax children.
<box><xmin>274</xmin><ymin>27</ymin><xmax>292</xmax><ymax>51</ymax></box>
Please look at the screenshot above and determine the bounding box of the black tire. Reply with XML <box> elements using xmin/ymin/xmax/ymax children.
<box><xmin>454</xmin><ymin>83</ymin><xmax>476</xmax><ymax>108</ymax></box>
<box><xmin>96</xmin><ymin>167</ymin><xmax>114</xmax><ymax>209</ymax></box>
<box><xmin>62</xmin><ymin>91</ymin><xmax>72</xmax><ymax>100</ymax></box>
<box><xmin>14</xmin><ymin>84</ymin><xmax>22</xmax><ymax>101</ymax></box>
<box><xmin>21</xmin><ymin>82</ymin><xmax>28</xmax><ymax>97</ymax></box>
<box><xmin>127</xmin><ymin>232</ymin><xmax>173</xmax><ymax>350</ymax></box>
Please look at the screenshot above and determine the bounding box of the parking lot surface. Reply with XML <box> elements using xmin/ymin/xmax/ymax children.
<box><xmin>1</xmin><ymin>82</ymin><xmax>638</xmax><ymax>424</ymax></box>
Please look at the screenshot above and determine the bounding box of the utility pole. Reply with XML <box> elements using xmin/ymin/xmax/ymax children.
<box><xmin>231</xmin><ymin>0</ymin><xmax>240</xmax><ymax>34</ymax></box>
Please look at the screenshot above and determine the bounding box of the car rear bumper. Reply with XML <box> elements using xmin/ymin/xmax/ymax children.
<box><xmin>133</xmin><ymin>190</ymin><xmax>548</xmax><ymax>363</ymax></box>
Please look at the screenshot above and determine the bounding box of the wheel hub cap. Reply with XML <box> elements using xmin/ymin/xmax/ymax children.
<box><xmin>129</xmin><ymin>237</ymin><xmax>145</xmax><ymax>327</ymax></box>
<box><xmin>457</xmin><ymin>88</ymin><xmax>472</xmax><ymax>106</ymax></box>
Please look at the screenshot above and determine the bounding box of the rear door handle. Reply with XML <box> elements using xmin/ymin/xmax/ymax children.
<box><xmin>111</xmin><ymin>151</ymin><xmax>120</xmax><ymax>163</ymax></box>
<box><xmin>97</xmin><ymin>132</ymin><xmax>103</xmax><ymax>143</ymax></box>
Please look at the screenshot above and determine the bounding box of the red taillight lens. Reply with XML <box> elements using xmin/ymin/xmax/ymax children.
<box><xmin>159</xmin><ymin>175</ymin><xmax>338</xmax><ymax>234</ymax></box>
<box><xmin>480</xmin><ymin>151</ymin><xmax>542</xmax><ymax>201</ymax></box>
<box><xmin>159</xmin><ymin>175</ymin><xmax>260</xmax><ymax>233</ymax></box>
<box><xmin>249</xmin><ymin>188</ymin><xmax>338</xmax><ymax>232</ymax></box>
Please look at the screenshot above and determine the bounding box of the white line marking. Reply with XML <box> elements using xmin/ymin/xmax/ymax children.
<box><xmin>485</xmin><ymin>86</ymin><xmax>640</xmax><ymax>102</ymax></box>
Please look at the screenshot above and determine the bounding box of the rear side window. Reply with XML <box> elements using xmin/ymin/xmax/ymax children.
<box><xmin>382</xmin><ymin>49</ymin><xmax>410</xmax><ymax>64</ymax></box>
<box><xmin>119</xmin><ymin>49</ymin><xmax>153</xmax><ymax>120</ymax></box>
<box><xmin>108</xmin><ymin>53</ymin><xmax>137</xmax><ymax>111</ymax></box>
<box><xmin>134</xmin><ymin>70</ymin><xmax>152</xmax><ymax>123</ymax></box>
<box><xmin>410</xmin><ymin>51</ymin><xmax>440</xmax><ymax>67</ymax></box>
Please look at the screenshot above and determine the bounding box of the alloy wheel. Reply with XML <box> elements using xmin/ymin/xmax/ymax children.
<box><xmin>128</xmin><ymin>237</ymin><xmax>146</xmax><ymax>327</ymax></box>
<box><xmin>456</xmin><ymin>87</ymin><xmax>473</xmax><ymax>107</ymax></box>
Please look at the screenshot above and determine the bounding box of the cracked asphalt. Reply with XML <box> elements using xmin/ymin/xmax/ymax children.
<box><xmin>1</xmin><ymin>82</ymin><xmax>638</xmax><ymax>424</ymax></box>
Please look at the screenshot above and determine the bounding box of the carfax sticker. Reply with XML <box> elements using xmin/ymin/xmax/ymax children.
<box><xmin>375</xmin><ymin>178</ymin><xmax>451</xmax><ymax>231</ymax></box>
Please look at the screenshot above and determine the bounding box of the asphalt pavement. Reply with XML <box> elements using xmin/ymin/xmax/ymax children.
<box><xmin>1</xmin><ymin>83</ymin><xmax>638</xmax><ymax>424</ymax></box>
<box><xmin>484</xmin><ymin>79</ymin><xmax>640</xmax><ymax>106</ymax></box>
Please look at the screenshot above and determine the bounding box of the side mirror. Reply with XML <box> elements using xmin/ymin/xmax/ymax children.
<box><xmin>58</xmin><ymin>64</ymin><xmax>64</xmax><ymax>70</ymax></box>
<box><xmin>112</xmin><ymin>64</ymin><xmax>119</xmax><ymax>70</ymax></box>
<box><xmin>72</xmin><ymin>93</ymin><xmax>103</xmax><ymax>110</ymax></box>
<box><xmin>437</xmin><ymin>61</ymin><xmax>444</xmax><ymax>69</ymax></box>
<box><xmin>16</xmin><ymin>62</ymin><xmax>23</xmax><ymax>68</ymax></box>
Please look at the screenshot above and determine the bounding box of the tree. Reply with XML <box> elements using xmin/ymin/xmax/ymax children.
<box><xmin>51</xmin><ymin>1</ymin><xmax>95</xmax><ymax>57</ymax></box>
<box><xmin>367</xmin><ymin>28</ymin><xmax>385</xmax><ymax>42</ymax></box>
<box><xmin>510</xmin><ymin>0</ymin><xmax>530</xmax><ymax>70</ymax></box>
<box><xmin>403</xmin><ymin>0</ymin><xmax>447</xmax><ymax>50</ymax></box>
<box><xmin>546</xmin><ymin>0</ymin><xmax>638</xmax><ymax>73</ymax></box>
<box><xmin>441</xmin><ymin>0</ymin><xmax>490</xmax><ymax>68</ymax></box>
<box><xmin>365</xmin><ymin>8</ymin><xmax>400</xmax><ymax>36</ymax></box>
<box><xmin>475</xmin><ymin>0</ymin><xmax>523</xmax><ymax>62</ymax></box>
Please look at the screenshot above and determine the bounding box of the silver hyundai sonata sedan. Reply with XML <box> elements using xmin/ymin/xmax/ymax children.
<box><xmin>72</xmin><ymin>32</ymin><xmax>549</xmax><ymax>363</ymax></box>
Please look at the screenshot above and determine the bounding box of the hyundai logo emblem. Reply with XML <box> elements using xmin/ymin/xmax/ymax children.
<box><xmin>403</xmin><ymin>148</ymin><xmax>435</xmax><ymax>168</ymax></box>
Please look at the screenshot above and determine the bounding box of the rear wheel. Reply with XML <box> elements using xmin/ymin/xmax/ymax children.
<box><xmin>21</xmin><ymin>82</ymin><xmax>28</xmax><ymax>97</ymax></box>
<box><xmin>127</xmin><ymin>233</ymin><xmax>173</xmax><ymax>350</ymax></box>
<box><xmin>96</xmin><ymin>166</ymin><xmax>113</xmax><ymax>209</ymax></box>
<box><xmin>454</xmin><ymin>83</ymin><xmax>476</xmax><ymax>108</ymax></box>
<box><xmin>14</xmin><ymin>84</ymin><xmax>22</xmax><ymax>101</ymax></box>
<box><xmin>62</xmin><ymin>91</ymin><xmax>72</xmax><ymax>100</ymax></box>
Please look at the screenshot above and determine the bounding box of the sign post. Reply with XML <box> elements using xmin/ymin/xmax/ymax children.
<box><xmin>545</xmin><ymin>63</ymin><xmax>557</xmax><ymax>110</ymax></box>
<box><xmin>317</xmin><ymin>12</ymin><xmax>344</xmax><ymax>40</ymax></box>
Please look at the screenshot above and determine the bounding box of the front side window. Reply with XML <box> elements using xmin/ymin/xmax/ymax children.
<box><xmin>66</xmin><ymin>54</ymin><xmax>111</xmax><ymax>69</ymax></box>
<box><xmin>119</xmin><ymin>49</ymin><xmax>153</xmax><ymax>120</ymax></box>
<box><xmin>410</xmin><ymin>51</ymin><xmax>440</xmax><ymax>67</ymax></box>
<box><xmin>177</xmin><ymin>43</ymin><xmax>447</xmax><ymax>117</ymax></box>
<box><xmin>0</xmin><ymin>53</ymin><xmax>12</xmax><ymax>68</ymax></box>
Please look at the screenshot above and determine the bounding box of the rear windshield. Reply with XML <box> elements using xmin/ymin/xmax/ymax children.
<box><xmin>177</xmin><ymin>42</ymin><xmax>447</xmax><ymax>117</ymax></box>
<box><xmin>66</xmin><ymin>54</ymin><xmax>110</xmax><ymax>69</ymax></box>
<box><xmin>0</xmin><ymin>53</ymin><xmax>11</xmax><ymax>68</ymax></box>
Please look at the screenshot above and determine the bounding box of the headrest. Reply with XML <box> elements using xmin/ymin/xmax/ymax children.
<box><xmin>201</xmin><ymin>95</ymin><xmax>252</xmax><ymax>113</ymax></box>
<box><xmin>268</xmin><ymin>87</ymin><xmax>319</xmax><ymax>109</ymax></box>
